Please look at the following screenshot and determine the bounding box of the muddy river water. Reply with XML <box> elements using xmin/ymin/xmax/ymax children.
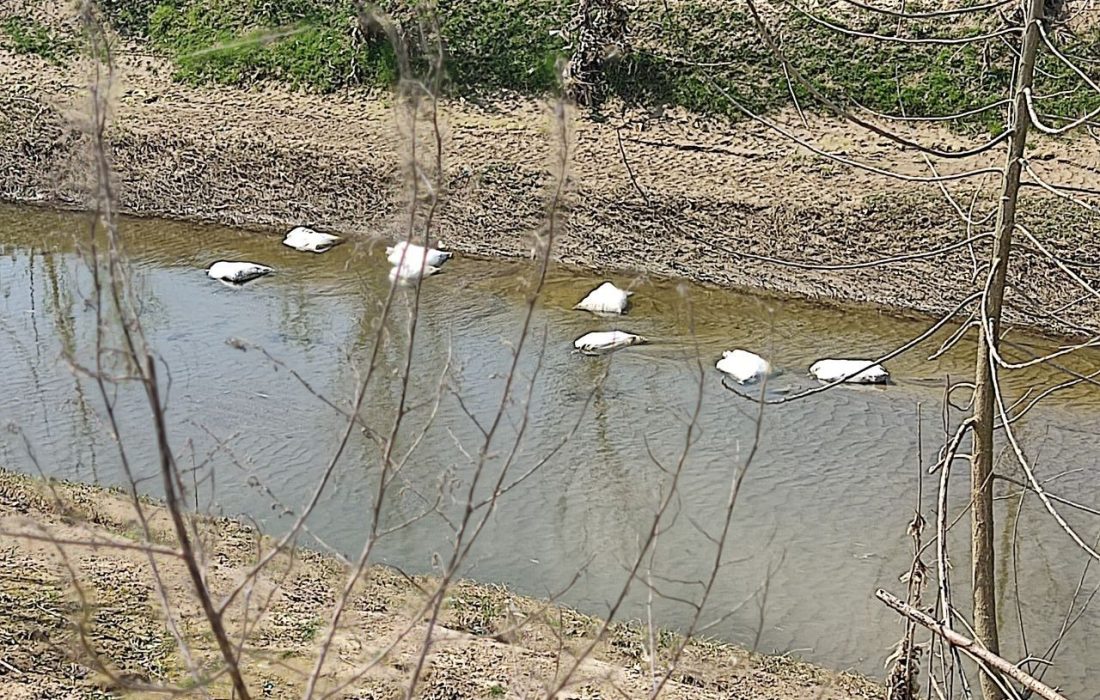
<box><xmin>1</xmin><ymin>204</ymin><xmax>1097</xmax><ymax>695</ymax></box>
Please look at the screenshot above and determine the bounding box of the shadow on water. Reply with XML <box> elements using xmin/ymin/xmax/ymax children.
<box><xmin>0</xmin><ymin>203</ymin><xmax>1097</xmax><ymax>694</ymax></box>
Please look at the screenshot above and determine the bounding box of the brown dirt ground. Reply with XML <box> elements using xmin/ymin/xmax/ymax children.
<box><xmin>0</xmin><ymin>469</ymin><xmax>886</xmax><ymax>699</ymax></box>
<box><xmin>2</xmin><ymin>5</ymin><xmax>1100</xmax><ymax>339</ymax></box>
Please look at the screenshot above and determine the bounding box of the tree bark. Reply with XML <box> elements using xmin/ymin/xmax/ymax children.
<box><xmin>970</xmin><ymin>2</ymin><xmax>1045</xmax><ymax>699</ymax></box>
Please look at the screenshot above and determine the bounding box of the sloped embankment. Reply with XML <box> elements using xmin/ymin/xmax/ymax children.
<box><xmin>0</xmin><ymin>468</ymin><xmax>885</xmax><ymax>699</ymax></box>
<box><xmin>2</xmin><ymin>1</ymin><xmax>1100</xmax><ymax>336</ymax></box>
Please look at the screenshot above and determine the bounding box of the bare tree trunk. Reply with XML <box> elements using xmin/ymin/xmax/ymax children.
<box><xmin>970</xmin><ymin>1</ymin><xmax>1045</xmax><ymax>698</ymax></box>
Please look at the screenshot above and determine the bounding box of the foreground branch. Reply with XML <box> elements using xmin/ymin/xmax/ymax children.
<box><xmin>146</xmin><ymin>355</ymin><xmax>252</xmax><ymax>700</ymax></box>
<box><xmin>876</xmin><ymin>589</ymin><xmax>1069</xmax><ymax>700</ymax></box>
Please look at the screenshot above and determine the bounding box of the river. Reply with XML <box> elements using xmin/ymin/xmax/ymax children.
<box><xmin>0</xmin><ymin>203</ymin><xmax>1096</xmax><ymax>696</ymax></box>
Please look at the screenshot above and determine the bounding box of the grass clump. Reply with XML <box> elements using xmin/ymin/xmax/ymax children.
<box><xmin>144</xmin><ymin>1</ymin><xmax>393</xmax><ymax>92</ymax></box>
<box><xmin>0</xmin><ymin>15</ymin><xmax>73</xmax><ymax>64</ymax></box>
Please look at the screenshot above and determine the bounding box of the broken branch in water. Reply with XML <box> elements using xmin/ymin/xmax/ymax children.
<box><xmin>875</xmin><ymin>589</ymin><xmax>1069</xmax><ymax>700</ymax></box>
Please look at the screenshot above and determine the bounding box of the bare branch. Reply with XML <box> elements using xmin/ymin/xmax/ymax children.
<box><xmin>724</xmin><ymin>291</ymin><xmax>982</xmax><ymax>405</ymax></box>
<box><xmin>836</xmin><ymin>0</ymin><xmax>1015</xmax><ymax>20</ymax></box>
<box><xmin>853</xmin><ymin>97</ymin><xmax>1012</xmax><ymax>124</ymax></box>
<box><xmin>876</xmin><ymin>590</ymin><xmax>1070</xmax><ymax>700</ymax></box>
<box><xmin>706</xmin><ymin>78</ymin><xmax>1004</xmax><ymax>183</ymax></box>
<box><xmin>746</xmin><ymin>0</ymin><xmax>1014</xmax><ymax>159</ymax></box>
<box><xmin>788</xmin><ymin>2</ymin><xmax>1022</xmax><ymax>45</ymax></box>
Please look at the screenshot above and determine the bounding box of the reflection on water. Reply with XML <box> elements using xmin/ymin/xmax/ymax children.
<box><xmin>0</xmin><ymin>203</ymin><xmax>1097</xmax><ymax>694</ymax></box>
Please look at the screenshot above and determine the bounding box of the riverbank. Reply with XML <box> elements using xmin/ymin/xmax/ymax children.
<box><xmin>0</xmin><ymin>468</ymin><xmax>885</xmax><ymax>699</ymax></box>
<box><xmin>3</xmin><ymin>7</ymin><xmax>1100</xmax><ymax>337</ymax></box>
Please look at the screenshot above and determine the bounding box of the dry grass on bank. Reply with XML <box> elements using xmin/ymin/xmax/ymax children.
<box><xmin>0</xmin><ymin>469</ymin><xmax>884</xmax><ymax>699</ymax></box>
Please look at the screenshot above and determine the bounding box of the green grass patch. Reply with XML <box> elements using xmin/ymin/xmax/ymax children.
<box><xmin>144</xmin><ymin>1</ymin><xmax>387</xmax><ymax>92</ymax></box>
<box><xmin>601</xmin><ymin>5</ymin><xmax>1100</xmax><ymax>132</ymax></box>
<box><xmin>294</xmin><ymin>616</ymin><xmax>323</xmax><ymax>643</ymax></box>
<box><xmin>104</xmin><ymin>0</ymin><xmax>568</xmax><ymax>94</ymax></box>
<box><xmin>94</xmin><ymin>0</ymin><xmax>1100</xmax><ymax>131</ymax></box>
<box><xmin>434</xmin><ymin>0</ymin><xmax>569</xmax><ymax>93</ymax></box>
<box><xmin>1</xmin><ymin>15</ymin><xmax>74</xmax><ymax>64</ymax></box>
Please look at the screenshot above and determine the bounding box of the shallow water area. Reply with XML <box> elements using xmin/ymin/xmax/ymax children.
<box><xmin>0</xmin><ymin>203</ymin><xmax>1097</xmax><ymax>695</ymax></box>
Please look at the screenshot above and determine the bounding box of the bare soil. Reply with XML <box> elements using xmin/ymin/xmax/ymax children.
<box><xmin>0</xmin><ymin>469</ymin><xmax>886</xmax><ymax>699</ymax></box>
<box><xmin>2</xmin><ymin>7</ymin><xmax>1100</xmax><ymax>338</ymax></box>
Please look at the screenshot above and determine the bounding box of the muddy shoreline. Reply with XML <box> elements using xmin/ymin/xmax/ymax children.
<box><xmin>0</xmin><ymin>468</ymin><xmax>885</xmax><ymax>699</ymax></box>
<box><xmin>3</xmin><ymin>47</ymin><xmax>1100</xmax><ymax>338</ymax></box>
